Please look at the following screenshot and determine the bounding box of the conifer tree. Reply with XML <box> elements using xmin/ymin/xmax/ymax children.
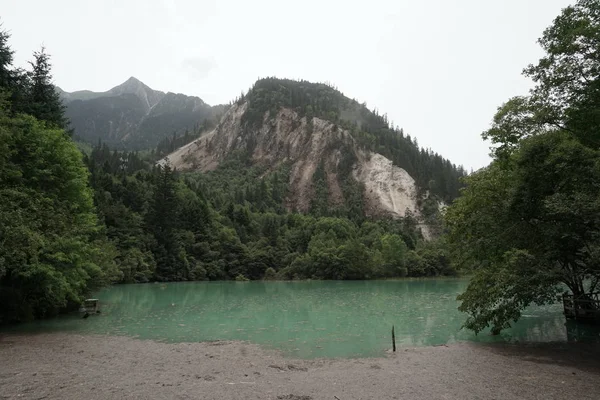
<box><xmin>0</xmin><ymin>27</ymin><xmax>14</xmax><ymax>90</ymax></box>
<box><xmin>24</xmin><ymin>47</ymin><xmax>68</xmax><ymax>129</ymax></box>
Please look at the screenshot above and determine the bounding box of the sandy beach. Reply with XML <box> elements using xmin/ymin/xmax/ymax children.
<box><xmin>1</xmin><ymin>333</ymin><xmax>600</xmax><ymax>399</ymax></box>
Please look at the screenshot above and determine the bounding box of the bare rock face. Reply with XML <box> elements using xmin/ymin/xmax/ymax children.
<box><xmin>162</xmin><ymin>102</ymin><xmax>435</xmax><ymax>235</ymax></box>
<box><xmin>353</xmin><ymin>152</ymin><xmax>419</xmax><ymax>218</ymax></box>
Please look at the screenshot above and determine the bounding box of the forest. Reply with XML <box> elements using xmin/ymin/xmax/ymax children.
<box><xmin>0</xmin><ymin>28</ymin><xmax>455</xmax><ymax>323</ymax></box>
<box><xmin>445</xmin><ymin>0</ymin><xmax>600</xmax><ymax>334</ymax></box>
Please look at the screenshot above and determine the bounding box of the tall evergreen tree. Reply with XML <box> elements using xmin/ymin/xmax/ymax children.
<box><xmin>0</xmin><ymin>27</ymin><xmax>14</xmax><ymax>90</ymax></box>
<box><xmin>0</xmin><ymin>27</ymin><xmax>26</xmax><ymax>115</ymax></box>
<box><xmin>147</xmin><ymin>164</ymin><xmax>188</xmax><ymax>280</ymax></box>
<box><xmin>24</xmin><ymin>47</ymin><xmax>67</xmax><ymax>129</ymax></box>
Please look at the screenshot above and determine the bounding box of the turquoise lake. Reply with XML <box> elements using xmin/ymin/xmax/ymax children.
<box><xmin>5</xmin><ymin>279</ymin><xmax>600</xmax><ymax>358</ymax></box>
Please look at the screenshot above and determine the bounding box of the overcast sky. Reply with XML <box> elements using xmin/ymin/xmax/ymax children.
<box><xmin>3</xmin><ymin>0</ymin><xmax>573</xmax><ymax>170</ymax></box>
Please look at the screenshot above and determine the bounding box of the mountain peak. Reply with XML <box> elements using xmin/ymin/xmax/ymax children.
<box><xmin>111</xmin><ymin>76</ymin><xmax>149</xmax><ymax>94</ymax></box>
<box><xmin>63</xmin><ymin>77</ymin><xmax>218</xmax><ymax>151</ymax></box>
<box><xmin>107</xmin><ymin>76</ymin><xmax>164</xmax><ymax>112</ymax></box>
<box><xmin>125</xmin><ymin>76</ymin><xmax>141</xmax><ymax>84</ymax></box>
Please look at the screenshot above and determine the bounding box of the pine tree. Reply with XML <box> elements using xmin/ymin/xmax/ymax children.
<box><xmin>25</xmin><ymin>47</ymin><xmax>68</xmax><ymax>129</ymax></box>
<box><xmin>0</xmin><ymin>27</ymin><xmax>27</xmax><ymax>115</ymax></box>
<box><xmin>147</xmin><ymin>164</ymin><xmax>187</xmax><ymax>280</ymax></box>
<box><xmin>0</xmin><ymin>27</ymin><xmax>14</xmax><ymax>90</ymax></box>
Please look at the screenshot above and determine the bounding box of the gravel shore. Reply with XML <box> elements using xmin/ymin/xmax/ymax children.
<box><xmin>1</xmin><ymin>333</ymin><xmax>599</xmax><ymax>400</ymax></box>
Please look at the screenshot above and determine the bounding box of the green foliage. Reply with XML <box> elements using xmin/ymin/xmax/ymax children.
<box><xmin>526</xmin><ymin>0</ymin><xmax>600</xmax><ymax>148</ymax></box>
<box><xmin>155</xmin><ymin>124</ymin><xmax>209</xmax><ymax>158</ymax></box>
<box><xmin>407</xmin><ymin>240</ymin><xmax>454</xmax><ymax>277</ymax></box>
<box><xmin>263</xmin><ymin>267</ymin><xmax>277</xmax><ymax>280</ymax></box>
<box><xmin>0</xmin><ymin>110</ymin><xmax>118</xmax><ymax>321</ymax></box>
<box><xmin>0</xmin><ymin>32</ymin><xmax>120</xmax><ymax>322</ymax></box>
<box><xmin>187</xmin><ymin>150</ymin><xmax>290</xmax><ymax>214</ymax></box>
<box><xmin>86</xmin><ymin>143</ymin><xmax>456</xmax><ymax>284</ymax></box>
<box><xmin>23</xmin><ymin>48</ymin><xmax>67</xmax><ymax>129</ymax></box>
<box><xmin>379</xmin><ymin>234</ymin><xmax>408</xmax><ymax>277</ymax></box>
<box><xmin>0</xmin><ymin>29</ymin><xmax>65</xmax><ymax>129</ymax></box>
<box><xmin>309</xmin><ymin>161</ymin><xmax>329</xmax><ymax>216</ymax></box>
<box><xmin>447</xmin><ymin>1</ymin><xmax>600</xmax><ymax>333</ymax></box>
<box><xmin>484</xmin><ymin>0</ymin><xmax>600</xmax><ymax>157</ymax></box>
<box><xmin>0</xmin><ymin>27</ymin><xmax>15</xmax><ymax>92</ymax></box>
<box><xmin>147</xmin><ymin>164</ymin><xmax>189</xmax><ymax>280</ymax></box>
<box><xmin>448</xmin><ymin>131</ymin><xmax>600</xmax><ymax>333</ymax></box>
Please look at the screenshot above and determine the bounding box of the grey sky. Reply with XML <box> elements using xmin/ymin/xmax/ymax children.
<box><xmin>3</xmin><ymin>0</ymin><xmax>572</xmax><ymax>170</ymax></box>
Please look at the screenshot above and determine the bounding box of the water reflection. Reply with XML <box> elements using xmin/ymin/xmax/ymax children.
<box><xmin>4</xmin><ymin>280</ymin><xmax>600</xmax><ymax>358</ymax></box>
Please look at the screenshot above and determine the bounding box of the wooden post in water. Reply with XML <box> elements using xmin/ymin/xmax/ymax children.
<box><xmin>392</xmin><ymin>325</ymin><xmax>396</xmax><ymax>352</ymax></box>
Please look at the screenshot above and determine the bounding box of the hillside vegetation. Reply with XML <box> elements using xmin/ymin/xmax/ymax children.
<box><xmin>162</xmin><ymin>79</ymin><xmax>466</xmax><ymax>236</ymax></box>
<box><xmin>240</xmin><ymin>78</ymin><xmax>466</xmax><ymax>203</ymax></box>
<box><xmin>88</xmin><ymin>145</ymin><xmax>455</xmax><ymax>285</ymax></box>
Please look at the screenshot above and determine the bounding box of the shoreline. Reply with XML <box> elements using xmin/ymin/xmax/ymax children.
<box><xmin>1</xmin><ymin>333</ymin><xmax>600</xmax><ymax>399</ymax></box>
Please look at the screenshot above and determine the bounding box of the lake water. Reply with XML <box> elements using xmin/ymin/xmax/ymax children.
<box><xmin>5</xmin><ymin>280</ymin><xmax>600</xmax><ymax>358</ymax></box>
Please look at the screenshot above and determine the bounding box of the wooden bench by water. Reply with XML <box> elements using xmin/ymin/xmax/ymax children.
<box><xmin>563</xmin><ymin>292</ymin><xmax>600</xmax><ymax>321</ymax></box>
<box><xmin>80</xmin><ymin>299</ymin><xmax>100</xmax><ymax>318</ymax></box>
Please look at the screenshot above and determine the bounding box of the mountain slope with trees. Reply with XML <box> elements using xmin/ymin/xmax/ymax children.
<box><xmin>241</xmin><ymin>78</ymin><xmax>466</xmax><ymax>203</ymax></box>
<box><xmin>163</xmin><ymin>78</ymin><xmax>466</xmax><ymax>236</ymax></box>
<box><xmin>86</xmin><ymin>143</ymin><xmax>454</xmax><ymax>286</ymax></box>
<box><xmin>59</xmin><ymin>77</ymin><xmax>225</xmax><ymax>150</ymax></box>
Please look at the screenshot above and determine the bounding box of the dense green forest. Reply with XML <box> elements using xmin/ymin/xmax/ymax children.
<box><xmin>446</xmin><ymin>0</ymin><xmax>600</xmax><ymax>334</ymax></box>
<box><xmin>0</xmin><ymin>28</ymin><xmax>455</xmax><ymax>323</ymax></box>
<box><xmin>87</xmin><ymin>144</ymin><xmax>454</xmax><ymax>285</ymax></box>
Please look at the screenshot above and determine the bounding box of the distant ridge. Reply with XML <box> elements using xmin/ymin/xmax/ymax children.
<box><xmin>59</xmin><ymin>77</ymin><xmax>224</xmax><ymax>149</ymax></box>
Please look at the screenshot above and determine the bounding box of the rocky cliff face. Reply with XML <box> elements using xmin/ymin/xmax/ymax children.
<box><xmin>162</xmin><ymin>102</ymin><xmax>434</xmax><ymax>236</ymax></box>
<box><xmin>59</xmin><ymin>77</ymin><xmax>222</xmax><ymax>149</ymax></box>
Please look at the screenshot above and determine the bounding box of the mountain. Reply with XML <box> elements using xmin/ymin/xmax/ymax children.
<box><xmin>161</xmin><ymin>78</ymin><xmax>466</xmax><ymax>237</ymax></box>
<box><xmin>59</xmin><ymin>77</ymin><xmax>224</xmax><ymax>149</ymax></box>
